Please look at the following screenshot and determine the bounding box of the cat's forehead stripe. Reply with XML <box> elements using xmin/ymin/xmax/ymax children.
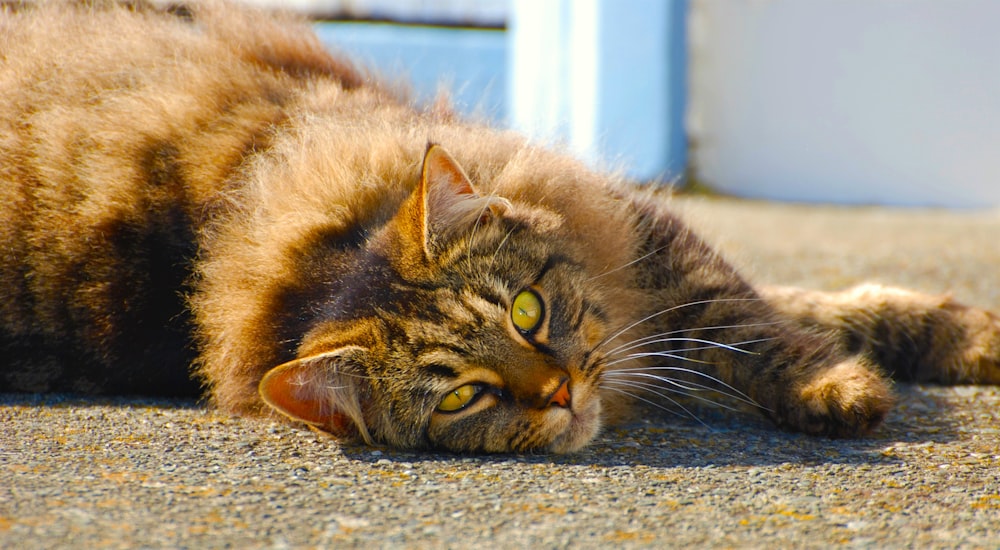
<box><xmin>422</xmin><ymin>362</ymin><xmax>458</xmax><ymax>379</ymax></box>
<box><xmin>537</xmin><ymin>253</ymin><xmax>579</xmax><ymax>281</ymax></box>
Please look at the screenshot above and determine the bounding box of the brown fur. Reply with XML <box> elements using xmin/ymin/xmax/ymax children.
<box><xmin>2</xmin><ymin>1</ymin><xmax>998</xmax><ymax>453</ymax></box>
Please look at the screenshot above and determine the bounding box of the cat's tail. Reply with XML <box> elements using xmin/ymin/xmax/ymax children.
<box><xmin>760</xmin><ymin>283</ymin><xmax>1000</xmax><ymax>384</ymax></box>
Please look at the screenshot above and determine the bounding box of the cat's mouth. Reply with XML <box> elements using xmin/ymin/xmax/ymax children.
<box><xmin>546</xmin><ymin>391</ymin><xmax>602</xmax><ymax>454</ymax></box>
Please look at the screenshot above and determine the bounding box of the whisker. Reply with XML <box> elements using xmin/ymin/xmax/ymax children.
<box><xmin>603</xmin><ymin>351</ymin><xmax>716</xmax><ymax>369</ymax></box>
<box><xmin>605</xmin><ymin>338</ymin><xmax>778</xmax><ymax>366</ymax></box>
<box><xmin>595</xmin><ymin>298</ymin><xmax>763</xmax><ymax>354</ymax></box>
<box><xmin>604</xmin><ymin>372</ymin><xmax>712</xmax><ymax>396</ymax></box>
<box><xmin>587</xmin><ymin>244</ymin><xmax>668</xmax><ymax>281</ymax></box>
<box><xmin>489</xmin><ymin>227</ymin><xmax>517</xmax><ymax>270</ymax></box>
<box><xmin>603</xmin><ymin>377</ymin><xmax>746</xmax><ymax>413</ymax></box>
<box><xmin>618</xmin><ymin>336</ymin><xmax>762</xmax><ymax>357</ymax></box>
<box><xmin>466</xmin><ymin>186</ymin><xmax>508</xmax><ymax>262</ymax></box>
<box><xmin>600</xmin><ymin>384</ymin><xmax>713</xmax><ymax>429</ymax></box>
<box><xmin>466</xmin><ymin>200</ymin><xmax>489</xmax><ymax>264</ymax></box>
<box><xmin>603</xmin><ymin>366</ymin><xmax>767</xmax><ymax>411</ymax></box>
<box><xmin>603</xmin><ymin>370</ymin><xmax>763</xmax><ymax>409</ymax></box>
<box><xmin>603</xmin><ymin>321</ymin><xmax>785</xmax><ymax>357</ymax></box>
<box><xmin>663</xmin><ymin>337</ymin><xmax>777</xmax><ymax>355</ymax></box>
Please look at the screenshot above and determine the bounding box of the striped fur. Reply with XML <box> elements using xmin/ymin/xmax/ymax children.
<box><xmin>2</xmin><ymin>1</ymin><xmax>998</xmax><ymax>453</ymax></box>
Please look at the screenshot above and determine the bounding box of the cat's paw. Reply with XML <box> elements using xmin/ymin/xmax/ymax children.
<box><xmin>779</xmin><ymin>360</ymin><xmax>894</xmax><ymax>438</ymax></box>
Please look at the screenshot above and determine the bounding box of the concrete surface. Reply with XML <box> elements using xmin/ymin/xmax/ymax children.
<box><xmin>3</xmin><ymin>197</ymin><xmax>999</xmax><ymax>548</ymax></box>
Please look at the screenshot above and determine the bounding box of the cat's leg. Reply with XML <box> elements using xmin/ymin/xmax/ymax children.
<box><xmin>619</xmin><ymin>201</ymin><xmax>893</xmax><ymax>437</ymax></box>
<box><xmin>760</xmin><ymin>284</ymin><xmax>1000</xmax><ymax>384</ymax></box>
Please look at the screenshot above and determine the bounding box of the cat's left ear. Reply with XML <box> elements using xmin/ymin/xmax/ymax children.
<box><xmin>258</xmin><ymin>346</ymin><xmax>372</xmax><ymax>442</ymax></box>
<box><xmin>403</xmin><ymin>143</ymin><xmax>509</xmax><ymax>259</ymax></box>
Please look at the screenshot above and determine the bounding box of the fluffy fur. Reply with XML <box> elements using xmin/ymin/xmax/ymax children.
<box><xmin>2</xmin><ymin>1</ymin><xmax>998</xmax><ymax>453</ymax></box>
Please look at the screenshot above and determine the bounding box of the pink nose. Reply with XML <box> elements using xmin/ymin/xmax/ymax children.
<box><xmin>548</xmin><ymin>378</ymin><xmax>571</xmax><ymax>408</ymax></box>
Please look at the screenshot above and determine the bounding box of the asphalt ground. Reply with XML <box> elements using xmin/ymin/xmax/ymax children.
<box><xmin>3</xmin><ymin>196</ymin><xmax>999</xmax><ymax>549</ymax></box>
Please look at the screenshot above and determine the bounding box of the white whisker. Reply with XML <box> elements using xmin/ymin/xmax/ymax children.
<box><xmin>605</xmin><ymin>370</ymin><xmax>715</xmax><ymax>393</ymax></box>
<box><xmin>614</xmin><ymin>336</ymin><xmax>761</xmax><ymax>359</ymax></box>
<box><xmin>603</xmin><ymin>367</ymin><xmax>767</xmax><ymax>411</ymax></box>
<box><xmin>603</xmin><ymin>351</ymin><xmax>716</xmax><ymax>369</ymax></box>
<box><xmin>603</xmin><ymin>377</ymin><xmax>746</xmax><ymax>413</ymax></box>
<box><xmin>604</xmin><ymin>322</ymin><xmax>785</xmax><ymax>357</ymax></box>
<box><xmin>596</xmin><ymin>298</ymin><xmax>762</xmax><ymax>354</ymax></box>
<box><xmin>588</xmin><ymin>244</ymin><xmax>668</xmax><ymax>281</ymax></box>
<box><xmin>489</xmin><ymin>227</ymin><xmax>517</xmax><ymax>270</ymax></box>
<box><xmin>604</xmin><ymin>370</ymin><xmax>763</xmax><ymax>410</ymax></box>
<box><xmin>600</xmin><ymin>383</ymin><xmax>713</xmax><ymax>429</ymax></box>
<box><xmin>466</xmin><ymin>187</ymin><xmax>508</xmax><ymax>262</ymax></box>
<box><xmin>662</xmin><ymin>337</ymin><xmax>777</xmax><ymax>355</ymax></box>
<box><xmin>605</xmin><ymin>338</ymin><xmax>778</xmax><ymax>366</ymax></box>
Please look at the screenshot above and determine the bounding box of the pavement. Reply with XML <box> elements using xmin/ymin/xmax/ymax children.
<box><xmin>2</xmin><ymin>196</ymin><xmax>999</xmax><ymax>549</ymax></box>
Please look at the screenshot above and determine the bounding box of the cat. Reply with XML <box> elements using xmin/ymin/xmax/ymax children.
<box><xmin>2</xmin><ymin>1</ymin><xmax>998</xmax><ymax>454</ymax></box>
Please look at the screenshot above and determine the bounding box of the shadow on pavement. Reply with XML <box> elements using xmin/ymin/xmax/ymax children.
<box><xmin>336</xmin><ymin>382</ymin><xmax>966</xmax><ymax>469</ymax></box>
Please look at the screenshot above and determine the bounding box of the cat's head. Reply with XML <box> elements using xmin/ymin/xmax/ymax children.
<box><xmin>258</xmin><ymin>144</ymin><xmax>615</xmax><ymax>453</ymax></box>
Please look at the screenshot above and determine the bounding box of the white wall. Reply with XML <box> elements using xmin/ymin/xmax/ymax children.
<box><xmin>689</xmin><ymin>0</ymin><xmax>1000</xmax><ymax>208</ymax></box>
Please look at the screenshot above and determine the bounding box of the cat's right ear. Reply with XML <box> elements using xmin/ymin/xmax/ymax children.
<box><xmin>258</xmin><ymin>346</ymin><xmax>372</xmax><ymax>442</ymax></box>
<box><xmin>397</xmin><ymin>144</ymin><xmax>510</xmax><ymax>262</ymax></box>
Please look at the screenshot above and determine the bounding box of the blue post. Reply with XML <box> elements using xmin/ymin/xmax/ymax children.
<box><xmin>509</xmin><ymin>0</ymin><xmax>688</xmax><ymax>182</ymax></box>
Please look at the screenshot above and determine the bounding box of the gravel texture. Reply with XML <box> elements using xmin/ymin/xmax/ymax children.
<box><xmin>3</xmin><ymin>197</ymin><xmax>999</xmax><ymax>549</ymax></box>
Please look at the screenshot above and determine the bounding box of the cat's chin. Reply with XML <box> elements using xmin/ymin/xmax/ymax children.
<box><xmin>545</xmin><ymin>399</ymin><xmax>602</xmax><ymax>454</ymax></box>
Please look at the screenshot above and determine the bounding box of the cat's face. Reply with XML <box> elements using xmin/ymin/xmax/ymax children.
<box><xmin>259</xmin><ymin>145</ymin><xmax>615</xmax><ymax>453</ymax></box>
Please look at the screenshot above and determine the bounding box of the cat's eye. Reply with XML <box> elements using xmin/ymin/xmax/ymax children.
<box><xmin>511</xmin><ymin>289</ymin><xmax>544</xmax><ymax>334</ymax></box>
<box><xmin>437</xmin><ymin>384</ymin><xmax>484</xmax><ymax>413</ymax></box>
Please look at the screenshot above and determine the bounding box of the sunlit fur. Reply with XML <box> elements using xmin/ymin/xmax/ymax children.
<box><xmin>2</xmin><ymin>2</ymin><xmax>999</xmax><ymax>453</ymax></box>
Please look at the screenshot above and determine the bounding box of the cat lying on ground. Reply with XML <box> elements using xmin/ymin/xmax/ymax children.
<box><xmin>2</xmin><ymin>1</ymin><xmax>997</xmax><ymax>453</ymax></box>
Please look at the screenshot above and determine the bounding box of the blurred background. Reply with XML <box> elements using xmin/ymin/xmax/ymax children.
<box><xmin>241</xmin><ymin>0</ymin><xmax>1000</xmax><ymax>209</ymax></box>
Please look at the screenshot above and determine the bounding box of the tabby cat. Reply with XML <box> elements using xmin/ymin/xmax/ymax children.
<box><xmin>2</xmin><ymin>2</ymin><xmax>998</xmax><ymax>453</ymax></box>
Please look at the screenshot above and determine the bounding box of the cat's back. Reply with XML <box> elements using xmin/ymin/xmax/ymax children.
<box><xmin>0</xmin><ymin>1</ymin><xmax>361</xmax><ymax>180</ymax></box>
<box><xmin>0</xmin><ymin>1</ymin><xmax>363</xmax><ymax>394</ymax></box>
<box><xmin>0</xmin><ymin>1</ymin><xmax>360</xmax><ymax>94</ymax></box>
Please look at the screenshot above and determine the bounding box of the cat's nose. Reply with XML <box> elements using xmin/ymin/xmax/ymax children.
<box><xmin>547</xmin><ymin>377</ymin><xmax>571</xmax><ymax>408</ymax></box>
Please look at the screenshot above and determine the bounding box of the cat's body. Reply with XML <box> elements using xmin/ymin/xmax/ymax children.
<box><xmin>2</xmin><ymin>2</ymin><xmax>998</xmax><ymax>453</ymax></box>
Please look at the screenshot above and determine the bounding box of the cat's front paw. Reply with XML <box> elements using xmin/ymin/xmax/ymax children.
<box><xmin>777</xmin><ymin>360</ymin><xmax>894</xmax><ymax>438</ymax></box>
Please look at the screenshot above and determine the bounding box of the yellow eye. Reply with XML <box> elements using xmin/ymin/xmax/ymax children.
<box><xmin>511</xmin><ymin>289</ymin><xmax>544</xmax><ymax>334</ymax></box>
<box><xmin>437</xmin><ymin>384</ymin><xmax>483</xmax><ymax>412</ymax></box>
